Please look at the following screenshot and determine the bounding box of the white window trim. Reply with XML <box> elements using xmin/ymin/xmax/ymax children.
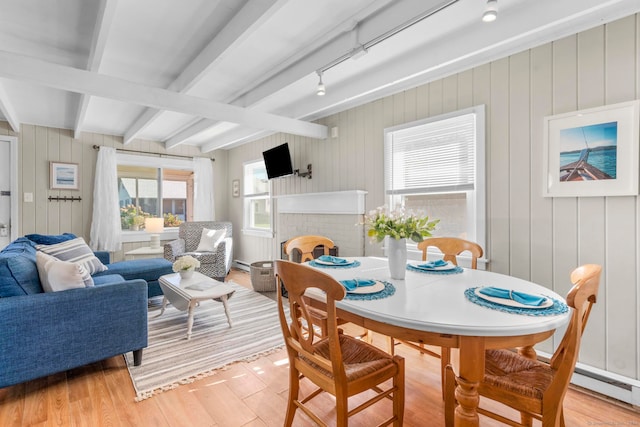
<box><xmin>383</xmin><ymin>105</ymin><xmax>486</xmax><ymax>260</ymax></box>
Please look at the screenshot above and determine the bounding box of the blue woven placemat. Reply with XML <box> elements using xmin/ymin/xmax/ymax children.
<box><xmin>464</xmin><ymin>287</ymin><xmax>569</xmax><ymax>316</ymax></box>
<box><xmin>344</xmin><ymin>281</ymin><xmax>395</xmax><ymax>301</ymax></box>
<box><xmin>309</xmin><ymin>259</ymin><xmax>361</xmax><ymax>269</ymax></box>
<box><xmin>407</xmin><ymin>264</ymin><xmax>464</xmax><ymax>275</ymax></box>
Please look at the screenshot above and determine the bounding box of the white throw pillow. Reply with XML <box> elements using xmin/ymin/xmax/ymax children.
<box><xmin>36</xmin><ymin>251</ymin><xmax>95</xmax><ymax>292</ymax></box>
<box><xmin>36</xmin><ymin>237</ymin><xmax>108</xmax><ymax>275</ymax></box>
<box><xmin>195</xmin><ymin>228</ymin><xmax>226</xmax><ymax>252</ymax></box>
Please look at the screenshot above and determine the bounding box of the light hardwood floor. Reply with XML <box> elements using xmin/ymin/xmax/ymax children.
<box><xmin>1</xmin><ymin>269</ymin><xmax>638</xmax><ymax>426</ymax></box>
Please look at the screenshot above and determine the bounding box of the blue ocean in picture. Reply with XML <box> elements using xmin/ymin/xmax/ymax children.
<box><xmin>559</xmin><ymin>146</ymin><xmax>617</xmax><ymax>179</ymax></box>
<box><xmin>56</xmin><ymin>168</ymin><xmax>76</xmax><ymax>184</ymax></box>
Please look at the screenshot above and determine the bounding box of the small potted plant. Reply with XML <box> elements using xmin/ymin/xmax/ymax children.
<box><xmin>172</xmin><ymin>255</ymin><xmax>201</xmax><ymax>280</ymax></box>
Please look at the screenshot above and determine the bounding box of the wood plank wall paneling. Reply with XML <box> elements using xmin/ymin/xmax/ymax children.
<box><xmin>226</xmin><ymin>15</ymin><xmax>640</xmax><ymax>382</ymax></box>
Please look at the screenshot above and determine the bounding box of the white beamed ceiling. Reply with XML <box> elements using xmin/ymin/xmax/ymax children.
<box><xmin>0</xmin><ymin>0</ymin><xmax>638</xmax><ymax>153</ymax></box>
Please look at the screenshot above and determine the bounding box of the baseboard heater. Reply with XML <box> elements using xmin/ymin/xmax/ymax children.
<box><xmin>538</xmin><ymin>352</ymin><xmax>640</xmax><ymax>407</ymax></box>
<box><xmin>233</xmin><ymin>260</ymin><xmax>251</xmax><ymax>272</ymax></box>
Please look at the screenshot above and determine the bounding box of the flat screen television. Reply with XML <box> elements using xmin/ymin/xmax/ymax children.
<box><xmin>262</xmin><ymin>143</ymin><xmax>293</xmax><ymax>179</ymax></box>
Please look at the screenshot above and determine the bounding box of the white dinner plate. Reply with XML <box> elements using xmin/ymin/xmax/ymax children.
<box><xmin>474</xmin><ymin>287</ymin><xmax>553</xmax><ymax>309</ymax></box>
<box><xmin>314</xmin><ymin>258</ymin><xmax>355</xmax><ymax>266</ymax></box>
<box><xmin>410</xmin><ymin>261</ymin><xmax>457</xmax><ymax>271</ymax></box>
<box><xmin>347</xmin><ymin>281</ymin><xmax>385</xmax><ymax>294</ymax></box>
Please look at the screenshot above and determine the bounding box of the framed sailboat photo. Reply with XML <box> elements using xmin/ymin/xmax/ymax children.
<box><xmin>543</xmin><ymin>100</ymin><xmax>639</xmax><ymax>197</ymax></box>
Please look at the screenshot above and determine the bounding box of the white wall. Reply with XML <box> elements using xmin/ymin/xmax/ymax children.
<box><xmin>226</xmin><ymin>14</ymin><xmax>640</xmax><ymax>386</ymax></box>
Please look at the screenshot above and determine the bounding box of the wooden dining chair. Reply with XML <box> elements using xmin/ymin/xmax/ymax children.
<box><xmin>444</xmin><ymin>264</ymin><xmax>602</xmax><ymax>427</ymax></box>
<box><xmin>418</xmin><ymin>236</ymin><xmax>484</xmax><ymax>269</ymax></box>
<box><xmin>283</xmin><ymin>235</ymin><xmax>336</xmax><ymax>263</ymax></box>
<box><xmin>274</xmin><ymin>260</ymin><xmax>405</xmax><ymax>427</ymax></box>
<box><xmin>283</xmin><ymin>235</ymin><xmax>369</xmax><ymax>342</ymax></box>
<box><xmin>392</xmin><ymin>236</ymin><xmax>484</xmax><ymax>398</ymax></box>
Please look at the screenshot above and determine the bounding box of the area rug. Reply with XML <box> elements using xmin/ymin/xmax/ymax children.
<box><xmin>124</xmin><ymin>281</ymin><xmax>285</xmax><ymax>401</ymax></box>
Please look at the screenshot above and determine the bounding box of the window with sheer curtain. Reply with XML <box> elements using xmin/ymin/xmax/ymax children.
<box><xmin>384</xmin><ymin>105</ymin><xmax>486</xmax><ymax>256</ymax></box>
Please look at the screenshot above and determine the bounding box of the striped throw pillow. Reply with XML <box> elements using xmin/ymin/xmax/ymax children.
<box><xmin>36</xmin><ymin>237</ymin><xmax>108</xmax><ymax>275</ymax></box>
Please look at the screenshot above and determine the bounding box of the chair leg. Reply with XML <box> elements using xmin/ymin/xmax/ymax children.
<box><xmin>444</xmin><ymin>365</ymin><xmax>456</xmax><ymax>427</ymax></box>
<box><xmin>394</xmin><ymin>356</ymin><xmax>405</xmax><ymax>427</ymax></box>
<box><xmin>440</xmin><ymin>347</ymin><xmax>451</xmax><ymax>400</ymax></box>
<box><xmin>336</xmin><ymin>393</ymin><xmax>349</xmax><ymax>427</ymax></box>
<box><xmin>284</xmin><ymin>368</ymin><xmax>300</xmax><ymax>427</ymax></box>
<box><xmin>388</xmin><ymin>336</ymin><xmax>395</xmax><ymax>355</ymax></box>
<box><xmin>520</xmin><ymin>412</ymin><xmax>533</xmax><ymax>426</ymax></box>
<box><xmin>363</xmin><ymin>328</ymin><xmax>371</xmax><ymax>343</ymax></box>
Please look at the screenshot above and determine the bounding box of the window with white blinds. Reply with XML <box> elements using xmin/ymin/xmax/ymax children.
<box><xmin>383</xmin><ymin>105</ymin><xmax>486</xmax><ymax>260</ymax></box>
<box><xmin>385</xmin><ymin>112</ymin><xmax>476</xmax><ymax>194</ymax></box>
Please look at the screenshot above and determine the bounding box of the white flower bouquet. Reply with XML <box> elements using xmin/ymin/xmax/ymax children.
<box><xmin>172</xmin><ymin>255</ymin><xmax>200</xmax><ymax>272</ymax></box>
<box><xmin>363</xmin><ymin>205</ymin><xmax>439</xmax><ymax>243</ymax></box>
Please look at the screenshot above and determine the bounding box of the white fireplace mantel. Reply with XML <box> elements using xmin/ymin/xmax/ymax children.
<box><xmin>276</xmin><ymin>190</ymin><xmax>367</xmax><ymax>214</ymax></box>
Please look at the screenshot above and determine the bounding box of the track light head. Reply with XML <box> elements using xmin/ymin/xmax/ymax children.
<box><xmin>316</xmin><ymin>71</ymin><xmax>325</xmax><ymax>96</ymax></box>
<box><xmin>482</xmin><ymin>0</ymin><xmax>498</xmax><ymax>22</ymax></box>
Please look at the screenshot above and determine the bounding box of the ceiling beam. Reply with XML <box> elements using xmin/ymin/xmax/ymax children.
<box><xmin>202</xmin><ymin>126</ymin><xmax>270</xmax><ymax>152</ymax></box>
<box><xmin>74</xmin><ymin>0</ymin><xmax>118</xmax><ymax>139</ymax></box>
<box><xmin>0</xmin><ymin>50</ymin><xmax>328</xmax><ymax>141</ymax></box>
<box><xmin>0</xmin><ymin>81</ymin><xmax>20</xmax><ymax>133</ymax></box>
<box><xmin>165</xmin><ymin>118</ymin><xmax>218</xmax><ymax>149</ymax></box>
<box><xmin>123</xmin><ymin>0</ymin><xmax>287</xmax><ymax>145</ymax></box>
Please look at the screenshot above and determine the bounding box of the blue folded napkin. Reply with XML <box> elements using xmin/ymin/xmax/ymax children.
<box><xmin>479</xmin><ymin>287</ymin><xmax>547</xmax><ymax>306</ymax></box>
<box><xmin>416</xmin><ymin>259</ymin><xmax>449</xmax><ymax>269</ymax></box>
<box><xmin>339</xmin><ymin>278</ymin><xmax>377</xmax><ymax>291</ymax></box>
<box><xmin>318</xmin><ymin>255</ymin><xmax>350</xmax><ymax>264</ymax></box>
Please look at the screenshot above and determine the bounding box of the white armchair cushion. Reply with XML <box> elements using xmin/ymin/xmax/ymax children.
<box><xmin>195</xmin><ymin>228</ymin><xmax>226</xmax><ymax>252</ymax></box>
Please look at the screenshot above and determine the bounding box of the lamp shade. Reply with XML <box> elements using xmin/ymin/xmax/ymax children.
<box><xmin>145</xmin><ymin>217</ymin><xmax>164</xmax><ymax>233</ymax></box>
<box><xmin>145</xmin><ymin>217</ymin><xmax>164</xmax><ymax>249</ymax></box>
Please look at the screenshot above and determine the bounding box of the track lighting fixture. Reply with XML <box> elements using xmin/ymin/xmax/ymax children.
<box><xmin>316</xmin><ymin>71</ymin><xmax>325</xmax><ymax>96</ymax></box>
<box><xmin>482</xmin><ymin>0</ymin><xmax>498</xmax><ymax>22</ymax></box>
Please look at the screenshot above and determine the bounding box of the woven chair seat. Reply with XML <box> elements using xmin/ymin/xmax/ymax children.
<box><xmin>483</xmin><ymin>349</ymin><xmax>554</xmax><ymax>399</ymax></box>
<box><xmin>308</xmin><ymin>335</ymin><xmax>394</xmax><ymax>381</ymax></box>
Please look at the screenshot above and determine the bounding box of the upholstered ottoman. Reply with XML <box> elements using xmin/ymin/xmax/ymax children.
<box><xmin>93</xmin><ymin>258</ymin><xmax>174</xmax><ymax>298</ymax></box>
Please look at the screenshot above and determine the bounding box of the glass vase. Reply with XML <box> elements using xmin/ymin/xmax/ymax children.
<box><xmin>387</xmin><ymin>237</ymin><xmax>407</xmax><ymax>279</ymax></box>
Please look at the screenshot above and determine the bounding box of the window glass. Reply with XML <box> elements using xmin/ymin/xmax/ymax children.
<box><xmin>117</xmin><ymin>164</ymin><xmax>193</xmax><ymax>230</ymax></box>
<box><xmin>243</xmin><ymin>160</ymin><xmax>271</xmax><ymax>233</ymax></box>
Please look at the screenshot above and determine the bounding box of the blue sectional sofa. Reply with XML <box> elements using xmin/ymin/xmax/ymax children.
<box><xmin>0</xmin><ymin>237</ymin><xmax>158</xmax><ymax>388</ymax></box>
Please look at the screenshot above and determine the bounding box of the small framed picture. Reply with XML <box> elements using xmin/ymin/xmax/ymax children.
<box><xmin>232</xmin><ymin>179</ymin><xmax>240</xmax><ymax>197</ymax></box>
<box><xmin>50</xmin><ymin>162</ymin><xmax>79</xmax><ymax>190</ymax></box>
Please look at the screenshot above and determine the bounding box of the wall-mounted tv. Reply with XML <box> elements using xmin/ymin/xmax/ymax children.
<box><xmin>262</xmin><ymin>143</ymin><xmax>293</xmax><ymax>179</ymax></box>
